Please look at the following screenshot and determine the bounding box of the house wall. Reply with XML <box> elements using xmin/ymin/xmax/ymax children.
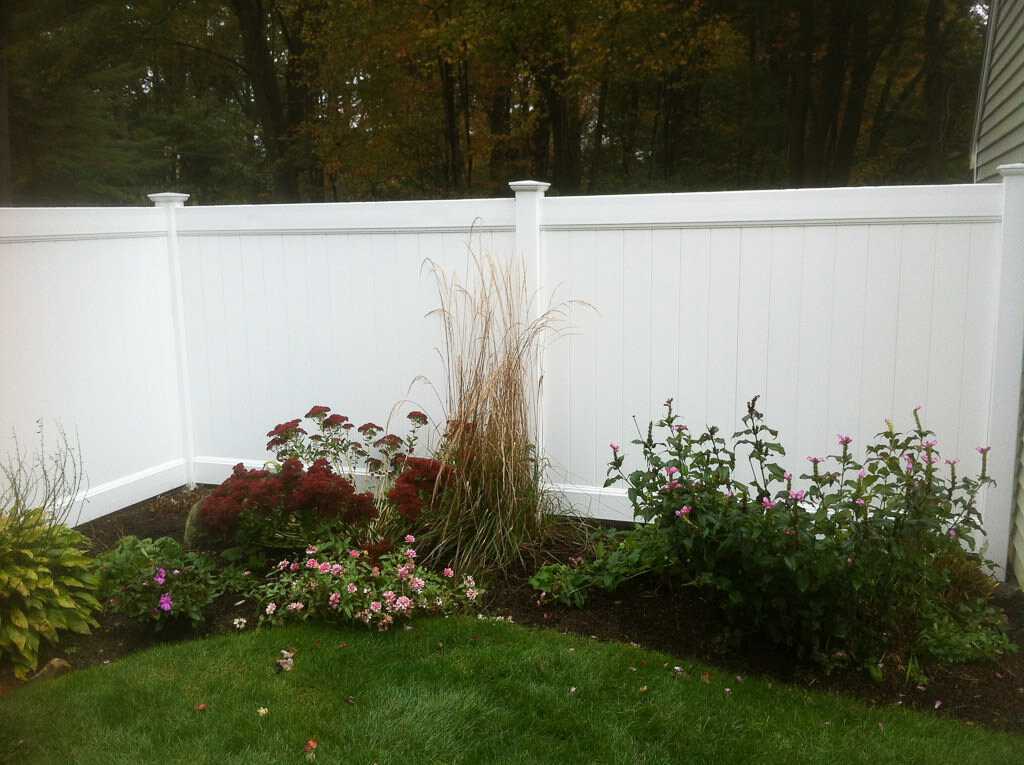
<box><xmin>2</xmin><ymin>177</ymin><xmax>1022</xmax><ymax>579</ymax></box>
<box><xmin>973</xmin><ymin>0</ymin><xmax>1024</xmax><ymax>181</ymax></box>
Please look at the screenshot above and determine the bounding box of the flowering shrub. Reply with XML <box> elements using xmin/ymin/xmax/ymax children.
<box><xmin>199</xmin><ymin>458</ymin><xmax>377</xmax><ymax>549</ymax></box>
<box><xmin>266</xmin><ymin>405</ymin><xmax>431</xmax><ymax>508</ymax></box>
<box><xmin>386</xmin><ymin>457</ymin><xmax>454</xmax><ymax>520</ymax></box>
<box><xmin>251</xmin><ymin>536</ymin><xmax>482</xmax><ymax>631</ymax></box>
<box><xmin>598</xmin><ymin>397</ymin><xmax>1013</xmax><ymax>670</ymax></box>
<box><xmin>94</xmin><ymin>536</ymin><xmax>220</xmax><ymax>632</ymax></box>
<box><xmin>198</xmin><ymin>406</ymin><xmax>450</xmax><ymax>550</ymax></box>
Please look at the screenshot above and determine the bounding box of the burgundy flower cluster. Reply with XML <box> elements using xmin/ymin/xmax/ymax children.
<box><xmin>387</xmin><ymin>457</ymin><xmax>453</xmax><ymax>521</ymax></box>
<box><xmin>199</xmin><ymin>457</ymin><xmax>377</xmax><ymax>541</ymax></box>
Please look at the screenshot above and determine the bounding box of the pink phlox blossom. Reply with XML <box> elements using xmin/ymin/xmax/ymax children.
<box><xmin>158</xmin><ymin>593</ymin><xmax>173</xmax><ymax>611</ymax></box>
<box><xmin>394</xmin><ymin>596</ymin><xmax>413</xmax><ymax>612</ymax></box>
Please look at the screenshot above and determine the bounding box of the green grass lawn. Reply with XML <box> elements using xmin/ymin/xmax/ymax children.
<box><xmin>1</xmin><ymin>617</ymin><xmax>1020</xmax><ymax>764</ymax></box>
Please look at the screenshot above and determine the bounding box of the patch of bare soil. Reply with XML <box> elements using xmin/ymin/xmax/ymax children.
<box><xmin>3</xmin><ymin>486</ymin><xmax>1023</xmax><ymax>736</ymax></box>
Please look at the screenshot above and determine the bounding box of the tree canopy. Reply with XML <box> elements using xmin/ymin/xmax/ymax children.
<box><xmin>0</xmin><ymin>0</ymin><xmax>988</xmax><ymax>205</ymax></box>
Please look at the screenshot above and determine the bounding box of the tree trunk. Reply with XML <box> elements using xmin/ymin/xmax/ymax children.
<box><xmin>229</xmin><ymin>0</ymin><xmax>297</xmax><ymax>201</ymax></box>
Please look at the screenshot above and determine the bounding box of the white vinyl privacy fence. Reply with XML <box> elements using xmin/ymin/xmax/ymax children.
<box><xmin>3</xmin><ymin>169</ymin><xmax>1024</xmax><ymax>581</ymax></box>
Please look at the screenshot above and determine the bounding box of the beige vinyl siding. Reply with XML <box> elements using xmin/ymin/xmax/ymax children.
<box><xmin>974</xmin><ymin>0</ymin><xmax>1024</xmax><ymax>182</ymax></box>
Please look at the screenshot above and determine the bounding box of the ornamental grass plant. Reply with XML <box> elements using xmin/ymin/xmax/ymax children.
<box><xmin>415</xmin><ymin>253</ymin><xmax>581</xmax><ymax>571</ymax></box>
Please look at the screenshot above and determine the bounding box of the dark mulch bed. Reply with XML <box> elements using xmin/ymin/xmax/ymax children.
<box><xmin>3</xmin><ymin>486</ymin><xmax>1023</xmax><ymax>736</ymax></box>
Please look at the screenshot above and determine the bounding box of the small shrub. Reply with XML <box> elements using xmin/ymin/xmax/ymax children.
<box><xmin>251</xmin><ymin>535</ymin><xmax>482</xmax><ymax>631</ymax></box>
<box><xmin>94</xmin><ymin>536</ymin><xmax>220</xmax><ymax>632</ymax></box>
<box><xmin>197</xmin><ymin>406</ymin><xmax>449</xmax><ymax>552</ymax></box>
<box><xmin>530</xmin><ymin>525</ymin><xmax>666</xmax><ymax>607</ymax></box>
<box><xmin>603</xmin><ymin>396</ymin><xmax>1013</xmax><ymax>670</ymax></box>
<box><xmin>0</xmin><ymin>427</ymin><xmax>100</xmax><ymax>679</ymax></box>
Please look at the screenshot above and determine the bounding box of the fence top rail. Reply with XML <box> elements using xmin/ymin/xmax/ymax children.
<box><xmin>173</xmin><ymin>197</ymin><xmax>515</xmax><ymax>237</ymax></box>
<box><xmin>542</xmin><ymin>182</ymin><xmax>1004</xmax><ymax>230</ymax></box>
<box><xmin>0</xmin><ymin>206</ymin><xmax>168</xmax><ymax>243</ymax></box>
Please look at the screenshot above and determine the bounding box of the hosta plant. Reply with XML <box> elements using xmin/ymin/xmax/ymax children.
<box><xmin>0</xmin><ymin>428</ymin><xmax>100</xmax><ymax>679</ymax></box>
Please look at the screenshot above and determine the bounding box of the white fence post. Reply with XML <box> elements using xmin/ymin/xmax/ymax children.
<box><xmin>148</xmin><ymin>192</ymin><xmax>196</xmax><ymax>488</ymax></box>
<box><xmin>508</xmin><ymin>180</ymin><xmax>551</xmax><ymax>475</ymax></box>
<box><xmin>992</xmin><ymin>165</ymin><xmax>1024</xmax><ymax>581</ymax></box>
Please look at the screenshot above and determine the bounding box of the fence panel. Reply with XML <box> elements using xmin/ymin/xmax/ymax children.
<box><xmin>1</xmin><ymin>178</ymin><xmax>1021</xmax><ymax>578</ymax></box>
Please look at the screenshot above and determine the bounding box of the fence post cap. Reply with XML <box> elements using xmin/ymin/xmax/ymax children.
<box><xmin>148</xmin><ymin>192</ymin><xmax>191</xmax><ymax>207</ymax></box>
<box><xmin>508</xmin><ymin>180</ymin><xmax>551</xmax><ymax>194</ymax></box>
<box><xmin>997</xmin><ymin>163</ymin><xmax>1024</xmax><ymax>177</ymax></box>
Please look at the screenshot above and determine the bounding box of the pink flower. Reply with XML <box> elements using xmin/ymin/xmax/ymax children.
<box><xmin>404</xmin><ymin>548</ymin><xmax>417</xmax><ymax>559</ymax></box>
<box><xmin>610</xmin><ymin>442</ymin><xmax>620</xmax><ymax>452</ymax></box>
<box><xmin>443</xmin><ymin>568</ymin><xmax>454</xmax><ymax>578</ymax></box>
<box><xmin>318</xmin><ymin>562</ymin><xmax>331</xmax><ymax>574</ymax></box>
<box><xmin>158</xmin><ymin>593</ymin><xmax>173</xmax><ymax>611</ymax></box>
<box><xmin>404</xmin><ymin>535</ymin><xmax>416</xmax><ymax>543</ymax></box>
<box><xmin>838</xmin><ymin>435</ymin><xmax>852</xmax><ymax>446</ymax></box>
<box><xmin>305</xmin><ymin>545</ymin><xmax>318</xmax><ymax>555</ymax></box>
<box><xmin>675</xmin><ymin>506</ymin><xmax>691</xmax><ymax>517</ymax></box>
<box><xmin>331</xmin><ymin>564</ymin><xmax>344</xmax><ymax>576</ymax></box>
<box><xmin>665</xmin><ymin>466</ymin><xmax>679</xmax><ymax>476</ymax></box>
<box><xmin>789</xmin><ymin>490</ymin><xmax>805</xmax><ymax>501</ymax></box>
<box><xmin>976</xmin><ymin>446</ymin><xmax>991</xmax><ymax>454</ymax></box>
<box><xmin>394</xmin><ymin>596</ymin><xmax>413</xmax><ymax>612</ymax></box>
<box><xmin>762</xmin><ymin>497</ymin><xmax>777</xmax><ymax>510</ymax></box>
<box><xmin>286</xmin><ymin>602</ymin><xmax>304</xmax><ymax>612</ymax></box>
<box><xmin>306</xmin><ymin>559</ymin><xmax>319</xmax><ymax>569</ymax></box>
<box><xmin>328</xmin><ymin>592</ymin><xmax>341</xmax><ymax>609</ymax></box>
<box><xmin>265</xmin><ymin>602</ymin><xmax>277</xmax><ymax>615</ymax></box>
<box><xmin>349</xmin><ymin>550</ymin><xmax>361</xmax><ymax>558</ymax></box>
<box><xmin>370</xmin><ymin>601</ymin><xmax>382</xmax><ymax>613</ymax></box>
<box><xmin>411</xmin><ymin>577</ymin><xmax>426</xmax><ymax>592</ymax></box>
<box><xmin>347</xmin><ymin>583</ymin><xmax>357</xmax><ymax>594</ymax></box>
